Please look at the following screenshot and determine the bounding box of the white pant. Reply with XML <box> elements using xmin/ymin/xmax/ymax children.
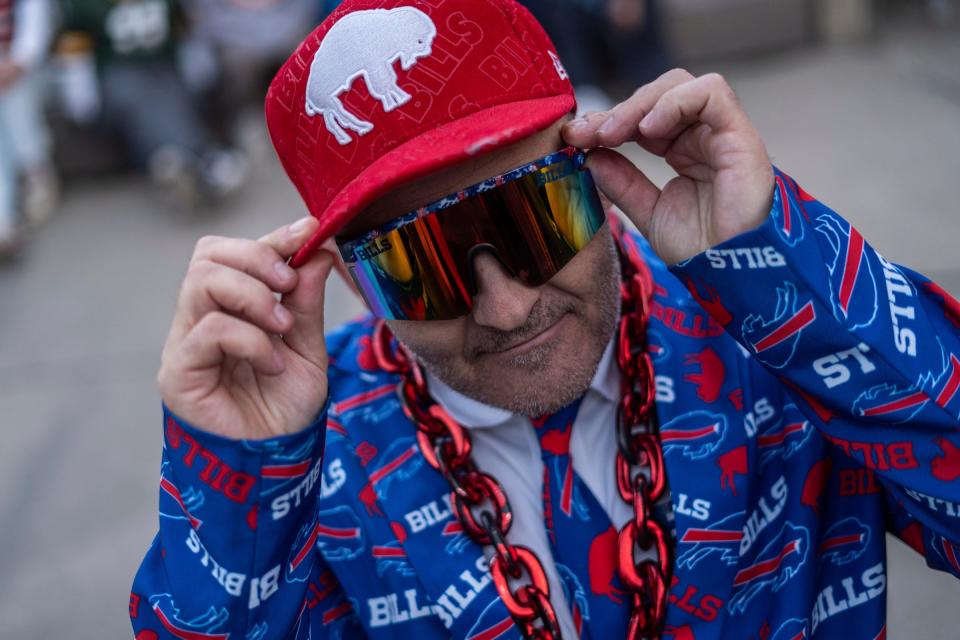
<box><xmin>0</xmin><ymin>71</ymin><xmax>50</xmax><ymax>228</ymax></box>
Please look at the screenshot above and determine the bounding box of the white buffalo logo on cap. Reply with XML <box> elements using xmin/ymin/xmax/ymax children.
<box><xmin>305</xmin><ymin>7</ymin><xmax>437</xmax><ymax>145</ymax></box>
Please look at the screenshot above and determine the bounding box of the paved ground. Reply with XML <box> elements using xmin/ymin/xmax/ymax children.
<box><xmin>1</xmin><ymin>22</ymin><xmax>959</xmax><ymax>640</ymax></box>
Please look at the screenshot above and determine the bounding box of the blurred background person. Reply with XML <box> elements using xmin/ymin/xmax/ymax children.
<box><xmin>57</xmin><ymin>0</ymin><xmax>249</xmax><ymax>209</ymax></box>
<box><xmin>179</xmin><ymin>0</ymin><xmax>317</xmax><ymax>151</ymax></box>
<box><xmin>0</xmin><ymin>0</ymin><xmax>56</xmax><ymax>259</ymax></box>
<box><xmin>521</xmin><ymin>0</ymin><xmax>671</xmax><ymax>113</ymax></box>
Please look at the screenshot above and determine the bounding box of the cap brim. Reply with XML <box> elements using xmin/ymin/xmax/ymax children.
<box><xmin>289</xmin><ymin>93</ymin><xmax>576</xmax><ymax>268</ymax></box>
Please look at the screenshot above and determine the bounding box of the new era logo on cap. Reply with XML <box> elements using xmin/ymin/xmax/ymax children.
<box><xmin>265</xmin><ymin>0</ymin><xmax>576</xmax><ymax>267</ymax></box>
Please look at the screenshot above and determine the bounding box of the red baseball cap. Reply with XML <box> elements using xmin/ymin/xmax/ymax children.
<box><xmin>265</xmin><ymin>0</ymin><xmax>576</xmax><ymax>267</ymax></box>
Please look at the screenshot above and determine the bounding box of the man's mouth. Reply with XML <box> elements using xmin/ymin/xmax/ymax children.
<box><xmin>479</xmin><ymin>312</ymin><xmax>572</xmax><ymax>358</ymax></box>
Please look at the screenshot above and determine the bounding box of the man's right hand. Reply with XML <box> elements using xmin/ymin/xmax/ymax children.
<box><xmin>158</xmin><ymin>217</ymin><xmax>335</xmax><ymax>440</ymax></box>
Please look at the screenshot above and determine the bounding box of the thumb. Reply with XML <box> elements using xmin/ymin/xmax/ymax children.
<box><xmin>586</xmin><ymin>148</ymin><xmax>660</xmax><ymax>238</ymax></box>
<box><xmin>281</xmin><ymin>249</ymin><xmax>336</xmax><ymax>369</ymax></box>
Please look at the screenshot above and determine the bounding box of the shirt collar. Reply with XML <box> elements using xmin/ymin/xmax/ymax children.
<box><xmin>426</xmin><ymin>337</ymin><xmax>620</xmax><ymax>429</ymax></box>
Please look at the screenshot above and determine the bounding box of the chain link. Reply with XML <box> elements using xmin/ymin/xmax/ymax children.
<box><xmin>371</xmin><ymin>232</ymin><xmax>670</xmax><ymax>639</ymax></box>
<box><xmin>615</xmin><ymin>241</ymin><xmax>672</xmax><ymax>639</ymax></box>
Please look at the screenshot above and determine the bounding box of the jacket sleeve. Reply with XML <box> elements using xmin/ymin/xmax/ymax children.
<box><xmin>670</xmin><ymin>167</ymin><xmax>960</xmax><ymax>577</ymax></box>
<box><xmin>129</xmin><ymin>403</ymin><xmax>360</xmax><ymax>639</ymax></box>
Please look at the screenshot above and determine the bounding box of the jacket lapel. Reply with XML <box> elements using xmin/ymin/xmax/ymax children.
<box><xmin>644</xmin><ymin>261</ymin><xmax>752</xmax><ymax>638</ymax></box>
<box><xmin>334</xmin><ymin>380</ymin><xmax>522</xmax><ymax>639</ymax></box>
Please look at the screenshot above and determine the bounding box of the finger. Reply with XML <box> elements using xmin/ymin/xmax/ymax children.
<box><xmin>561</xmin><ymin>110</ymin><xmax>615</xmax><ymax>149</ymax></box>
<box><xmin>258</xmin><ymin>216</ymin><xmax>319</xmax><ymax>258</ymax></box>
<box><xmin>192</xmin><ymin>235</ymin><xmax>300</xmax><ymax>294</ymax></box>
<box><xmin>586</xmin><ymin>148</ymin><xmax>661</xmax><ymax>237</ymax></box>
<box><xmin>639</xmin><ymin>73</ymin><xmax>746</xmax><ymax>141</ymax></box>
<box><xmin>635</xmin><ymin>120</ymin><xmax>717</xmax><ymax>161</ymax></box>
<box><xmin>562</xmin><ymin>69</ymin><xmax>695</xmax><ymax>149</ymax></box>
<box><xmin>633</xmin><ymin>134</ymin><xmax>675</xmax><ymax>159</ymax></box>
<box><xmin>663</xmin><ymin>123</ymin><xmax>715</xmax><ymax>179</ymax></box>
<box><xmin>179</xmin><ymin>259</ymin><xmax>294</xmax><ymax>336</ymax></box>
<box><xmin>595</xmin><ymin>69</ymin><xmax>696</xmax><ymax>147</ymax></box>
<box><xmin>281</xmin><ymin>248</ymin><xmax>336</xmax><ymax>369</ymax></box>
<box><xmin>178</xmin><ymin>311</ymin><xmax>284</xmax><ymax>376</ymax></box>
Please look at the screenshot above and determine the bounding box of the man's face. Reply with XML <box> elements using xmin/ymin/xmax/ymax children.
<box><xmin>339</xmin><ymin>118</ymin><xmax>622</xmax><ymax>416</ymax></box>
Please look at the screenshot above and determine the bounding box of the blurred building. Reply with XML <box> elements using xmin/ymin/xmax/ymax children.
<box><xmin>516</xmin><ymin>0</ymin><xmax>960</xmax><ymax>115</ymax></box>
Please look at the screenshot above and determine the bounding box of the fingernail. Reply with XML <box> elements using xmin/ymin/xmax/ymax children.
<box><xmin>639</xmin><ymin>112</ymin><xmax>654</xmax><ymax>130</ymax></box>
<box><xmin>274</xmin><ymin>260</ymin><xmax>295</xmax><ymax>281</ymax></box>
<box><xmin>289</xmin><ymin>217</ymin><xmax>313</xmax><ymax>234</ymax></box>
<box><xmin>274</xmin><ymin>303</ymin><xmax>293</xmax><ymax>326</ymax></box>
<box><xmin>567</xmin><ymin>116</ymin><xmax>588</xmax><ymax>129</ymax></box>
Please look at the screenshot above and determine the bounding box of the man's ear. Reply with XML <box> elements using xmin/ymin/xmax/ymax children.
<box><xmin>323</xmin><ymin>238</ymin><xmax>363</xmax><ymax>300</ymax></box>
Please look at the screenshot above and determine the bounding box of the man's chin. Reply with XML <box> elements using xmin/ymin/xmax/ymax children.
<box><xmin>459</xmin><ymin>336</ymin><xmax>602</xmax><ymax>416</ymax></box>
<box><xmin>493</xmin><ymin>368</ymin><xmax>594</xmax><ymax>417</ymax></box>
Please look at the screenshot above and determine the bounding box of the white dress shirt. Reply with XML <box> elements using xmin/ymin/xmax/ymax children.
<box><xmin>426</xmin><ymin>340</ymin><xmax>633</xmax><ymax>639</ymax></box>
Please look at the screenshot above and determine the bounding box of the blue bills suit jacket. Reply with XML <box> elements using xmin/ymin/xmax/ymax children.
<box><xmin>131</xmin><ymin>169</ymin><xmax>960</xmax><ymax>639</ymax></box>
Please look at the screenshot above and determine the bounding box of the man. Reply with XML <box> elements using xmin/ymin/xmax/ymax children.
<box><xmin>0</xmin><ymin>0</ymin><xmax>55</xmax><ymax>258</ymax></box>
<box><xmin>131</xmin><ymin>1</ymin><xmax>960</xmax><ymax>638</ymax></box>
<box><xmin>181</xmin><ymin>0</ymin><xmax>319</xmax><ymax>126</ymax></box>
<box><xmin>59</xmin><ymin>0</ymin><xmax>248</xmax><ymax>205</ymax></box>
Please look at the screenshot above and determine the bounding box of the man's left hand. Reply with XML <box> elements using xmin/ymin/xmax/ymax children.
<box><xmin>562</xmin><ymin>69</ymin><xmax>775</xmax><ymax>265</ymax></box>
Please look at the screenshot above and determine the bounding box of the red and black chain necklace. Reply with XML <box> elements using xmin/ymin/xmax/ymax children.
<box><xmin>371</xmin><ymin>235</ymin><xmax>671</xmax><ymax>639</ymax></box>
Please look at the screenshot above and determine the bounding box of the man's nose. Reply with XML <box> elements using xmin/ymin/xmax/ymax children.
<box><xmin>470</xmin><ymin>251</ymin><xmax>539</xmax><ymax>330</ymax></box>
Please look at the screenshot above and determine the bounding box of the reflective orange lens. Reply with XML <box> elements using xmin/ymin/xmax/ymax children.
<box><xmin>338</xmin><ymin>148</ymin><xmax>605</xmax><ymax>320</ymax></box>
